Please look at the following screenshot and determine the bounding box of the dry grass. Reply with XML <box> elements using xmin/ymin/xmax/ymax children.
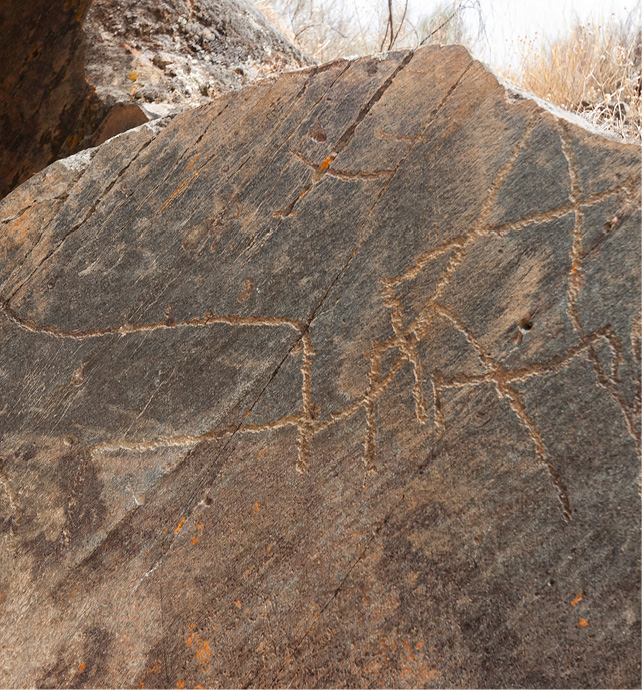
<box><xmin>255</xmin><ymin>0</ymin><xmax>481</xmax><ymax>64</ymax></box>
<box><xmin>504</xmin><ymin>13</ymin><xmax>642</xmax><ymax>142</ymax></box>
<box><xmin>256</xmin><ymin>0</ymin><xmax>641</xmax><ymax>142</ymax></box>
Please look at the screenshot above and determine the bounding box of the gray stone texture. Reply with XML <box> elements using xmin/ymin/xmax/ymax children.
<box><xmin>0</xmin><ymin>46</ymin><xmax>640</xmax><ymax>688</ymax></box>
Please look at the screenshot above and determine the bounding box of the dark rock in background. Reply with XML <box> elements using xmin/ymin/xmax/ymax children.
<box><xmin>0</xmin><ymin>0</ymin><xmax>102</xmax><ymax>201</ymax></box>
<box><xmin>0</xmin><ymin>45</ymin><xmax>640</xmax><ymax>688</ymax></box>
<box><xmin>0</xmin><ymin>0</ymin><xmax>311</xmax><ymax>200</ymax></box>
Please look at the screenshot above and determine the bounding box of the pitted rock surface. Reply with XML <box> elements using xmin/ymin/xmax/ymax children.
<box><xmin>0</xmin><ymin>46</ymin><xmax>640</xmax><ymax>688</ymax></box>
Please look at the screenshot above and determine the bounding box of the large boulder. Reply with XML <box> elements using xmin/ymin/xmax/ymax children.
<box><xmin>0</xmin><ymin>0</ymin><xmax>310</xmax><ymax>200</ymax></box>
<box><xmin>0</xmin><ymin>46</ymin><xmax>640</xmax><ymax>688</ymax></box>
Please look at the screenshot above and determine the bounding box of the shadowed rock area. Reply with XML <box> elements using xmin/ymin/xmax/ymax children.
<box><xmin>0</xmin><ymin>46</ymin><xmax>640</xmax><ymax>688</ymax></box>
<box><xmin>0</xmin><ymin>0</ymin><xmax>310</xmax><ymax>200</ymax></box>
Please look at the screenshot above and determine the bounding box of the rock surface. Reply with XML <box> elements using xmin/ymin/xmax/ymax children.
<box><xmin>84</xmin><ymin>0</ymin><xmax>312</xmax><ymax>116</ymax></box>
<box><xmin>0</xmin><ymin>46</ymin><xmax>640</xmax><ymax>688</ymax></box>
<box><xmin>0</xmin><ymin>0</ymin><xmax>310</xmax><ymax>200</ymax></box>
<box><xmin>0</xmin><ymin>0</ymin><xmax>101</xmax><ymax>201</ymax></box>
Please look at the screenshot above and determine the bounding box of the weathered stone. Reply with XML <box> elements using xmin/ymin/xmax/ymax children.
<box><xmin>0</xmin><ymin>46</ymin><xmax>639</xmax><ymax>688</ymax></box>
<box><xmin>84</xmin><ymin>0</ymin><xmax>313</xmax><ymax>111</ymax></box>
<box><xmin>0</xmin><ymin>0</ymin><xmax>310</xmax><ymax>200</ymax></box>
<box><xmin>0</xmin><ymin>0</ymin><xmax>101</xmax><ymax>200</ymax></box>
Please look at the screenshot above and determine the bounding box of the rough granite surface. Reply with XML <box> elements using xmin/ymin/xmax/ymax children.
<box><xmin>0</xmin><ymin>46</ymin><xmax>640</xmax><ymax>688</ymax></box>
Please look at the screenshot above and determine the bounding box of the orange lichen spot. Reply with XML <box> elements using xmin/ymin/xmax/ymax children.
<box><xmin>138</xmin><ymin>659</ymin><xmax>162</xmax><ymax>688</ymax></box>
<box><xmin>320</xmin><ymin>154</ymin><xmax>336</xmax><ymax>170</ymax></box>
<box><xmin>416</xmin><ymin>641</ymin><xmax>423</xmax><ymax>650</ymax></box>
<box><xmin>253</xmin><ymin>502</ymin><xmax>260</xmax><ymax>512</ymax></box>
<box><xmin>235</xmin><ymin>599</ymin><xmax>242</xmax><ymax>608</ymax></box>
<box><xmin>578</xmin><ymin>618</ymin><xmax>589</xmax><ymax>627</ymax></box>
<box><xmin>194</xmin><ymin>685</ymin><xmax>204</xmax><ymax>689</ymax></box>
<box><xmin>244</xmin><ymin>409</ymin><xmax>252</xmax><ymax>418</ymax></box>
<box><xmin>129</xmin><ymin>71</ymin><xmax>138</xmax><ymax>81</ymax></box>
<box><xmin>185</xmin><ymin>154</ymin><xmax>199</xmax><ymax>171</ymax></box>
<box><xmin>267</xmin><ymin>544</ymin><xmax>272</xmax><ymax>553</ymax></box>
<box><xmin>297</xmin><ymin>188</ymin><xmax>309</xmax><ymax>202</ymax></box>
<box><xmin>192</xmin><ymin>522</ymin><xmax>204</xmax><ymax>545</ymax></box>
<box><xmin>195</xmin><ymin>640</ymin><xmax>211</xmax><ymax>665</ymax></box>
<box><xmin>176</xmin><ymin>683</ymin><xmax>185</xmax><ymax>689</ymax></box>
<box><xmin>571</xmin><ymin>591</ymin><xmax>584</xmax><ymax>607</ymax></box>
<box><xmin>175</xmin><ymin>517</ymin><xmax>186</xmax><ymax>534</ymax></box>
<box><xmin>78</xmin><ymin>663</ymin><xmax>86</xmax><ymax>674</ymax></box>
<box><xmin>424</xmin><ymin>668</ymin><xmax>439</xmax><ymax>681</ymax></box>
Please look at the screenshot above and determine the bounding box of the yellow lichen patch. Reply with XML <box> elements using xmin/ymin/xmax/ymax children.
<box><xmin>138</xmin><ymin>659</ymin><xmax>162</xmax><ymax>688</ymax></box>
<box><xmin>320</xmin><ymin>154</ymin><xmax>336</xmax><ymax>170</ymax></box>
<box><xmin>195</xmin><ymin>640</ymin><xmax>211</xmax><ymax>666</ymax></box>
<box><xmin>191</xmin><ymin>522</ymin><xmax>204</xmax><ymax>545</ymax></box>
<box><xmin>185</xmin><ymin>154</ymin><xmax>200</xmax><ymax>171</ymax></box>
<box><xmin>129</xmin><ymin>72</ymin><xmax>139</xmax><ymax>81</ymax></box>
<box><xmin>571</xmin><ymin>591</ymin><xmax>584</xmax><ymax>607</ymax></box>
<box><xmin>184</xmin><ymin>624</ymin><xmax>211</xmax><ymax>670</ymax></box>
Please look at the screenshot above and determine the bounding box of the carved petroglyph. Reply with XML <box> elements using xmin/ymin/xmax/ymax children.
<box><xmin>0</xmin><ymin>113</ymin><xmax>638</xmax><ymax>525</ymax></box>
<box><xmin>557</xmin><ymin>122</ymin><xmax>640</xmax><ymax>454</ymax></box>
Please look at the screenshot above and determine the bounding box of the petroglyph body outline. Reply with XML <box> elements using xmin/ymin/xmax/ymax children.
<box><xmin>0</xmin><ymin>114</ymin><xmax>639</xmax><ymax>523</ymax></box>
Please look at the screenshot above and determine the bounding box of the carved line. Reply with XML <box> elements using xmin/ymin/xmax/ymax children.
<box><xmin>1</xmin><ymin>111</ymin><xmax>637</xmax><ymax>526</ymax></box>
<box><xmin>0</xmin><ymin>301</ymin><xmax>303</xmax><ymax>339</ymax></box>
<box><xmin>292</xmin><ymin>151</ymin><xmax>394</xmax><ymax>182</ymax></box>
<box><xmin>557</xmin><ymin>122</ymin><xmax>640</xmax><ymax>454</ymax></box>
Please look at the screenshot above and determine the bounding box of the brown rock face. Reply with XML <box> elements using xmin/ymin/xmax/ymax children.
<box><xmin>84</xmin><ymin>0</ymin><xmax>313</xmax><ymax>112</ymax></box>
<box><xmin>0</xmin><ymin>47</ymin><xmax>640</xmax><ymax>688</ymax></box>
<box><xmin>0</xmin><ymin>0</ymin><xmax>310</xmax><ymax>200</ymax></box>
<box><xmin>0</xmin><ymin>0</ymin><xmax>101</xmax><ymax>200</ymax></box>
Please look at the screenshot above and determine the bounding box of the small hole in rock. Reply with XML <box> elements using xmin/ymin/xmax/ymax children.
<box><xmin>203</xmin><ymin>496</ymin><xmax>213</xmax><ymax>506</ymax></box>
<box><xmin>518</xmin><ymin>317</ymin><xmax>533</xmax><ymax>333</ymax></box>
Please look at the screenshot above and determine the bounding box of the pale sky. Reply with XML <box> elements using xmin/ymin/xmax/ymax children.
<box><xmin>407</xmin><ymin>0</ymin><xmax>641</xmax><ymax>68</ymax></box>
